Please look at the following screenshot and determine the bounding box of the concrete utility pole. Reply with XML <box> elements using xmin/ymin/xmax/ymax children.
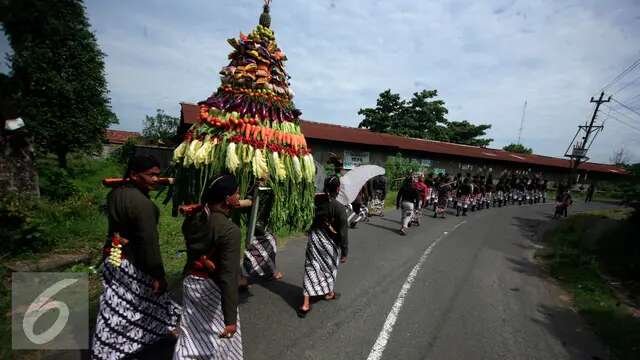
<box><xmin>564</xmin><ymin>91</ymin><xmax>610</xmax><ymax>185</ymax></box>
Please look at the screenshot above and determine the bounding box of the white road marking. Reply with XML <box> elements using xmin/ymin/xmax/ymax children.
<box><xmin>367</xmin><ymin>221</ymin><xmax>466</xmax><ymax>360</ymax></box>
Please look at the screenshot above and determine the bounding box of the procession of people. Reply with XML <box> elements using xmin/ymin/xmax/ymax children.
<box><xmin>388</xmin><ymin>170</ymin><xmax>564</xmax><ymax>236</ymax></box>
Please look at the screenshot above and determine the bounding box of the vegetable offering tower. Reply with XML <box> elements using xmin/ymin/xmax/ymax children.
<box><xmin>172</xmin><ymin>0</ymin><xmax>316</xmax><ymax>232</ymax></box>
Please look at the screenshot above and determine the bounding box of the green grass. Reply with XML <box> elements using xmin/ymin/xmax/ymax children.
<box><xmin>540</xmin><ymin>210</ymin><xmax>640</xmax><ymax>359</ymax></box>
<box><xmin>385</xmin><ymin>190</ymin><xmax>398</xmax><ymax>209</ymax></box>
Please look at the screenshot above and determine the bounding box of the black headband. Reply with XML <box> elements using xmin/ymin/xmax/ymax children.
<box><xmin>202</xmin><ymin>174</ymin><xmax>238</xmax><ymax>204</ymax></box>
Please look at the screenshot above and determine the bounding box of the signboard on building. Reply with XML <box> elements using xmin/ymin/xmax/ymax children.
<box><xmin>410</xmin><ymin>159</ymin><xmax>432</xmax><ymax>169</ymax></box>
<box><xmin>459</xmin><ymin>163</ymin><xmax>473</xmax><ymax>171</ymax></box>
<box><xmin>343</xmin><ymin>151</ymin><xmax>370</xmax><ymax>169</ymax></box>
<box><xmin>433</xmin><ymin>168</ymin><xmax>446</xmax><ymax>175</ymax></box>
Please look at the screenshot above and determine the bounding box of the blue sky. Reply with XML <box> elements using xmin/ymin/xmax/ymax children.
<box><xmin>1</xmin><ymin>0</ymin><xmax>640</xmax><ymax>163</ymax></box>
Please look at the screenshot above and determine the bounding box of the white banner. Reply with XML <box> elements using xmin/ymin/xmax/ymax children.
<box><xmin>343</xmin><ymin>151</ymin><xmax>370</xmax><ymax>169</ymax></box>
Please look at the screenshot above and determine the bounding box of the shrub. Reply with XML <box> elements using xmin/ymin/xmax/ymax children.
<box><xmin>385</xmin><ymin>153</ymin><xmax>421</xmax><ymax>190</ymax></box>
<box><xmin>39</xmin><ymin>167</ymin><xmax>78</xmax><ymax>202</ymax></box>
<box><xmin>0</xmin><ymin>194</ymin><xmax>52</xmax><ymax>256</ymax></box>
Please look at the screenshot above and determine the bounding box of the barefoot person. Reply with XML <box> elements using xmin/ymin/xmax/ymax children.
<box><xmin>92</xmin><ymin>156</ymin><xmax>180</xmax><ymax>360</ymax></box>
<box><xmin>174</xmin><ymin>174</ymin><xmax>244</xmax><ymax>359</ymax></box>
<box><xmin>298</xmin><ymin>176</ymin><xmax>349</xmax><ymax>317</ymax></box>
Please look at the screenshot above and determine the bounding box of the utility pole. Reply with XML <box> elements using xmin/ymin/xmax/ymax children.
<box><xmin>564</xmin><ymin>91</ymin><xmax>610</xmax><ymax>185</ymax></box>
<box><xmin>517</xmin><ymin>100</ymin><xmax>527</xmax><ymax>145</ymax></box>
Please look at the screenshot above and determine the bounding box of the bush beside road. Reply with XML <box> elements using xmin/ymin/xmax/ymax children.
<box><xmin>538</xmin><ymin>208</ymin><xmax>640</xmax><ymax>360</ymax></box>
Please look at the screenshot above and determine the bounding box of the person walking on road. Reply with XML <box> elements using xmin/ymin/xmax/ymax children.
<box><xmin>396</xmin><ymin>175</ymin><xmax>420</xmax><ymax>235</ymax></box>
<box><xmin>298</xmin><ymin>176</ymin><xmax>349</xmax><ymax>317</ymax></box>
<box><xmin>585</xmin><ymin>183</ymin><xmax>595</xmax><ymax>202</ymax></box>
<box><xmin>434</xmin><ymin>176</ymin><xmax>452</xmax><ymax>218</ymax></box>
<box><xmin>92</xmin><ymin>156</ymin><xmax>181</xmax><ymax>360</ymax></box>
<box><xmin>174</xmin><ymin>174</ymin><xmax>244</xmax><ymax>359</ymax></box>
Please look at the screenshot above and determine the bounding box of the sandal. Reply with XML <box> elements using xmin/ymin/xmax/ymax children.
<box><xmin>297</xmin><ymin>306</ymin><xmax>311</xmax><ymax>318</ymax></box>
<box><xmin>324</xmin><ymin>292</ymin><xmax>341</xmax><ymax>301</ymax></box>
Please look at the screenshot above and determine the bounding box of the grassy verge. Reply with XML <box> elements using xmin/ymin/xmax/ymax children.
<box><xmin>385</xmin><ymin>190</ymin><xmax>398</xmax><ymax>209</ymax></box>
<box><xmin>539</xmin><ymin>209</ymin><xmax>640</xmax><ymax>359</ymax></box>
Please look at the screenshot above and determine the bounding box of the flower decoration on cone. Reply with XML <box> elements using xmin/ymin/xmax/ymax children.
<box><xmin>172</xmin><ymin>0</ymin><xmax>316</xmax><ymax>232</ymax></box>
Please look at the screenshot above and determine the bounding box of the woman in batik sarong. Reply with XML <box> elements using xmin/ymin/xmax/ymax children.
<box><xmin>173</xmin><ymin>174</ymin><xmax>244</xmax><ymax>359</ymax></box>
<box><xmin>434</xmin><ymin>176</ymin><xmax>451</xmax><ymax>218</ymax></box>
<box><xmin>92</xmin><ymin>156</ymin><xmax>181</xmax><ymax>360</ymax></box>
<box><xmin>298</xmin><ymin>176</ymin><xmax>349</xmax><ymax>317</ymax></box>
<box><xmin>242</xmin><ymin>188</ymin><xmax>284</xmax><ymax>281</ymax></box>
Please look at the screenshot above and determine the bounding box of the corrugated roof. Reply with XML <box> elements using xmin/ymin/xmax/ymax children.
<box><xmin>178</xmin><ymin>103</ymin><xmax>626</xmax><ymax>175</ymax></box>
<box><xmin>106</xmin><ymin>129</ymin><xmax>140</xmax><ymax>145</ymax></box>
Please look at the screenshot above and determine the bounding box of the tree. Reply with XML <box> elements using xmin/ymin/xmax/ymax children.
<box><xmin>1</xmin><ymin>0</ymin><xmax>117</xmax><ymax>168</ymax></box>
<box><xmin>443</xmin><ymin>120</ymin><xmax>492</xmax><ymax>147</ymax></box>
<box><xmin>502</xmin><ymin>143</ymin><xmax>533</xmax><ymax>154</ymax></box>
<box><xmin>358</xmin><ymin>89</ymin><xmax>492</xmax><ymax>146</ymax></box>
<box><xmin>142</xmin><ymin>109</ymin><xmax>180</xmax><ymax>145</ymax></box>
<box><xmin>404</xmin><ymin>89</ymin><xmax>449</xmax><ymax>139</ymax></box>
<box><xmin>358</xmin><ymin>89</ymin><xmax>449</xmax><ymax>138</ymax></box>
<box><xmin>357</xmin><ymin>89</ymin><xmax>406</xmax><ymax>134</ymax></box>
<box><xmin>610</xmin><ymin>147</ymin><xmax>629</xmax><ymax>166</ymax></box>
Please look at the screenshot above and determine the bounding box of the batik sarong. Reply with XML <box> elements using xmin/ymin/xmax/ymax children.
<box><xmin>302</xmin><ymin>229</ymin><xmax>340</xmax><ymax>297</ymax></box>
<box><xmin>173</xmin><ymin>275</ymin><xmax>243</xmax><ymax>359</ymax></box>
<box><xmin>242</xmin><ymin>232</ymin><xmax>277</xmax><ymax>278</ymax></box>
<box><xmin>92</xmin><ymin>259</ymin><xmax>181</xmax><ymax>360</ymax></box>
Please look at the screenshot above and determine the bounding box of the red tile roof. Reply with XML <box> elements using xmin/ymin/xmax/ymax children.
<box><xmin>179</xmin><ymin>103</ymin><xmax>627</xmax><ymax>175</ymax></box>
<box><xmin>106</xmin><ymin>129</ymin><xmax>141</xmax><ymax>145</ymax></box>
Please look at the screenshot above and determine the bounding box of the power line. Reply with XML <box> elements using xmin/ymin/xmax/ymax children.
<box><xmin>602</xmin><ymin>113</ymin><xmax>640</xmax><ymax>133</ymax></box>
<box><xmin>624</xmin><ymin>93</ymin><xmax>640</xmax><ymax>103</ymax></box>
<box><xmin>612</xmin><ymin>98</ymin><xmax>640</xmax><ymax>118</ymax></box>
<box><xmin>605</xmin><ymin>104</ymin><xmax>640</xmax><ymax>124</ymax></box>
<box><xmin>601</xmin><ymin>55</ymin><xmax>640</xmax><ymax>92</ymax></box>
<box><xmin>610</xmin><ymin>73</ymin><xmax>640</xmax><ymax>97</ymax></box>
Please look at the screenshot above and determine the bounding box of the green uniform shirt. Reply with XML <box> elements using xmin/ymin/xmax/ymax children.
<box><xmin>105</xmin><ymin>184</ymin><xmax>165</xmax><ymax>280</ymax></box>
<box><xmin>182</xmin><ymin>209</ymin><xmax>241</xmax><ymax>325</ymax></box>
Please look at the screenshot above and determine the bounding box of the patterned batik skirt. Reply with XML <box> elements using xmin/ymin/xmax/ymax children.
<box><xmin>302</xmin><ymin>229</ymin><xmax>341</xmax><ymax>297</ymax></box>
<box><xmin>242</xmin><ymin>232</ymin><xmax>278</xmax><ymax>278</ymax></box>
<box><xmin>173</xmin><ymin>275</ymin><xmax>243</xmax><ymax>360</ymax></box>
<box><xmin>91</xmin><ymin>259</ymin><xmax>181</xmax><ymax>360</ymax></box>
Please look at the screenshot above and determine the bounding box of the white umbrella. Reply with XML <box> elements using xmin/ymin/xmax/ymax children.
<box><xmin>336</xmin><ymin>165</ymin><xmax>385</xmax><ymax>205</ymax></box>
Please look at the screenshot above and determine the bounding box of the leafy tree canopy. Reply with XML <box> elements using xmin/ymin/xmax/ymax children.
<box><xmin>142</xmin><ymin>109</ymin><xmax>180</xmax><ymax>145</ymax></box>
<box><xmin>502</xmin><ymin>143</ymin><xmax>533</xmax><ymax>154</ymax></box>
<box><xmin>358</xmin><ymin>89</ymin><xmax>492</xmax><ymax>146</ymax></box>
<box><xmin>442</xmin><ymin>120</ymin><xmax>492</xmax><ymax>147</ymax></box>
<box><xmin>1</xmin><ymin>0</ymin><xmax>117</xmax><ymax>167</ymax></box>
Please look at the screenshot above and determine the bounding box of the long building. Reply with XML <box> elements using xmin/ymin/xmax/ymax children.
<box><xmin>180</xmin><ymin>102</ymin><xmax>626</xmax><ymax>182</ymax></box>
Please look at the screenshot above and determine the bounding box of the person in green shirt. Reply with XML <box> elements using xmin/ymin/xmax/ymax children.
<box><xmin>174</xmin><ymin>174</ymin><xmax>244</xmax><ymax>359</ymax></box>
<box><xmin>92</xmin><ymin>155</ymin><xmax>180</xmax><ymax>360</ymax></box>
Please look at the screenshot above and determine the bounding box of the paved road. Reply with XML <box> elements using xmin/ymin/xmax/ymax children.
<box><xmin>239</xmin><ymin>201</ymin><xmax>612</xmax><ymax>360</ymax></box>
<box><xmin>41</xmin><ymin>201</ymin><xmax>614</xmax><ymax>360</ymax></box>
